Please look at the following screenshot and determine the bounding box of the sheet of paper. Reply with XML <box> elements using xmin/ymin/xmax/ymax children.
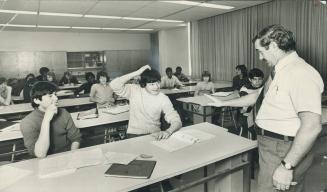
<box><xmin>152</xmin><ymin>138</ymin><xmax>193</xmax><ymax>152</ymax></box>
<box><xmin>211</xmin><ymin>91</ymin><xmax>233</xmax><ymax>97</ymax></box>
<box><xmin>38</xmin><ymin>153</ymin><xmax>77</xmax><ymax>179</ymax></box>
<box><xmin>102</xmin><ymin>105</ymin><xmax>129</xmax><ymax>115</ymax></box>
<box><xmin>0</xmin><ymin>165</ymin><xmax>32</xmax><ymax>190</ymax></box>
<box><xmin>104</xmin><ymin>152</ymin><xmax>138</xmax><ymax>165</ymax></box>
<box><xmin>69</xmin><ymin>148</ymin><xmax>104</xmax><ymax>168</ymax></box>
<box><xmin>179</xmin><ymin>129</ymin><xmax>216</xmax><ymax>143</ymax></box>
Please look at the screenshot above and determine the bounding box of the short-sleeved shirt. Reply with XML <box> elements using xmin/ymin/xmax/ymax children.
<box><xmin>160</xmin><ymin>75</ymin><xmax>183</xmax><ymax>89</ymax></box>
<box><xmin>90</xmin><ymin>83</ymin><xmax>115</xmax><ymax>107</ymax></box>
<box><xmin>195</xmin><ymin>81</ymin><xmax>214</xmax><ymax>95</ymax></box>
<box><xmin>111</xmin><ymin>84</ymin><xmax>181</xmax><ymax>134</ymax></box>
<box><xmin>20</xmin><ymin>108</ymin><xmax>81</xmax><ymax>156</ymax></box>
<box><xmin>256</xmin><ymin>52</ymin><xmax>324</xmax><ymax>136</ymax></box>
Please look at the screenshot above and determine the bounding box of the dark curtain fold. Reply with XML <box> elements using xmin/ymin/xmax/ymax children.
<box><xmin>191</xmin><ymin>0</ymin><xmax>327</xmax><ymax>86</ymax></box>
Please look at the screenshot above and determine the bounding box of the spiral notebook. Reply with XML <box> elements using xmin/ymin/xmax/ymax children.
<box><xmin>105</xmin><ymin>160</ymin><xmax>156</xmax><ymax>179</ymax></box>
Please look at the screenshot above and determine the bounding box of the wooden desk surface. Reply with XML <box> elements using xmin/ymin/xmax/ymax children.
<box><xmin>0</xmin><ymin>97</ymin><xmax>94</xmax><ymax>116</ymax></box>
<box><xmin>0</xmin><ymin>107</ymin><xmax>130</xmax><ymax>142</ymax></box>
<box><xmin>3</xmin><ymin>122</ymin><xmax>257</xmax><ymax>192</ymax></box>
<box><xmin>177</xmin><ymin>92</ymin><xmax>239</xmax><ymax>106</ymax></box>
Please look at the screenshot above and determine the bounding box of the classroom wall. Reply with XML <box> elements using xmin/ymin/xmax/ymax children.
<box><xmin>0</xmin><ymin>31</ymin><xmax>151</xmax><ymax>79</ymax></box>
<box><xmin>158</xmin><ymin>27</ymin><xmax>189</xmax><ymax>77</ymax></box>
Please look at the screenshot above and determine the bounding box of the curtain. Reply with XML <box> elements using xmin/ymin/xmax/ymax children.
<box><xmin>191</xmin><ymin>0</ymin><xmax>327</xmax><ymax>85</ymax></box>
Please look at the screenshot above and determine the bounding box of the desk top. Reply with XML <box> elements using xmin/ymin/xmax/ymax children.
<box><xmin>0</xmin><ymin>97</ymin><xmax>94</xmax><ymax>116</ymax></box>
<box><xmin>160</xmin><ymin>86</ymin><xmax>196</xmax><ymax>95</ymax></box>
<box><xmin>3</xmin><ymin>122</ymin><xmax>257</xmax><ymax>192</ymax></box>
<box><xmin>177</xmin><ymin>92</ymin><xmax>239</xmax><ymax>106</ymax></box>
<box><xmin>58</xmin><ymin>84</ymin><xmax>82</xmax><ymax>90</ymax></box>
<box><xmin>0</xmin><ymin>107</ymin><xmax>129</xmax><ymax>142</ymax></box>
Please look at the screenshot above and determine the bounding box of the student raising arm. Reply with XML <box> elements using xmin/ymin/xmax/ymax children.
<box><xmin>110</xmin><ymin>65</ymin><xmax>182</xmax><ymax>140</ymax></box>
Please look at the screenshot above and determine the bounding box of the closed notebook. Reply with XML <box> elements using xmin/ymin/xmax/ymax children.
<box><xmin>105</xmin><ymin>160</ymin><xmax>156</xmax><ymax>179</ymax></box>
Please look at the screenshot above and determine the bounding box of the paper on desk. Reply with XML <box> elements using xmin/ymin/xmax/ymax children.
<box><xmin>211</xmin><ymin>91</ymin><xmax>233</xmax><ymax>97</ymax></box>
<box><xmin>69</xmin><ymin>148</ymin><xmax>103</xmax><ymax>168</ymax></box>
<box><xmin>38</xmin><ymin>153</ymin><xmax>77</xmax><ymax>179</ymax></box>
<box><xmin>104</xmin><ymin>152</ymin><xmax>138</xmax><ymax>165</ymax></box>
<box><xmin>0</xmin><ymin>165</ymin><xmax>32</xmax><ymax>190</ymax></box>
<box><xmin>0</xmin><ymin>123</ymin><xmax>20</xmax><ymax>132</ymax></box>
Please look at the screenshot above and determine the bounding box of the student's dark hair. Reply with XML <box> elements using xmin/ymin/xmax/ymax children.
<box><xmin>0</xmin><ymin>77</ymin><xmax>6</xmax><ymax>84</ymax></box>
<box><xmin>165</xmin><ymin>67</ymin><xmax>173</xmax><ymax>73</ymax></box>
<box><xmin>235</xmin><ymin>65</ymin><xmax>248</xmax><ymax>78</ymax></box>
<box><xmin>176</xmin><ymin>66</ymin><xmax>182</xmax><ymax>71</ymax></box>
<box><xmin>139</xmin><ymin>69</ymin><xmax>161</xmax><ymax>88</ymax></box>
<box><xmin>39</xmin><ymin>67</ymin><xmax>50</xmax><ymax>75</ymax></box>
<box><xmin>85</xmin><ymin>72</ymin><xmax>95</xmax><ymax>80</ymax></box>
<box><xmin>30</xmin><ymin>81</ymin><xmax>58</xmax><ymax>108</ymax></box>
<box><xmin>201</xmin><ymin>71</ymin><xmax>211</xmax><ymax>82</ymax></box>
<box><xmin>96</xmin><ymin>71</ymin><xmax>110</xmax><ymax>82</ymax></box>
<box><xmin>252</xmin><ymin>24</ymin><xmax>296</xmax><ymax>52</ymax></box>
<box><xmin>25</xmin><ymin>73</ymin><xmax>35</xmax><ymax>81</ymax></box>
<box><xmin>248</xmin><ymin>68</ymin><xmax>264</xmax><ymax>79</ymax></box>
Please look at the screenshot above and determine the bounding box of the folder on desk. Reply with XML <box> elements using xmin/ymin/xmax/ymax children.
<box><xmin>105</xmin><ymin>160</ymin><xmax>156</xmax><ymax>179</ymax></box>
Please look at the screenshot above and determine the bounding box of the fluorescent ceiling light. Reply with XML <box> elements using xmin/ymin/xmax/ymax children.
<box><xmin>156</xmin><ymin>19</ymin><xmax>184</xmax><ymax>23</ymax></box>
<box><xmin>122</xmin><ymin>17</ymin><xmax>155</xmax><ymax>21</ymax></box>
<box><xmin>321</xmin><ymin>0</ymin><xmax>326</xmax><ymax>5</ymax></box>
<box><xmin>38</xmin><ymin>25</ymin><xmax>71</xmax><ymax>29</ymax></box>
<box><xmin>162</xmin><ymin>1</ymin><xmax>234</xmax><ymax>10</ymax></box>
<box><xmin>72</xmin><ymin>26</ymin><xmax>102</xmax><ymax>30</ymax></box>
<box><xmin>0</xmin><ymin>9</ymin><xmax>37</xmax><ymax>15</ymax></box>
<box><xmin>127</xmin><ymin>28</ymin><xmax>154</xmax><ymax>31</ymax></box>
<box><xmin>84</xmin><ymin>15</ymin><xmax>122</xmax><ymax>19</ymax></box>
<box><xmin>4</xmin><ymin>24</ymin><xmax>36</xmax><ymax>28</ymax></box>
<box><xmin>103</xmin><ymin>27</ymin><xmax>153</xmax><ymax>31</ymax></box>
<box><xmin>40</xmin><ymin>12</ymin><xmax>83</xmax><ymax>17</ymax></box>
<box><xmin>200</xmin><ymin>3</ymin><xmax>234</xmax><ymax>10</ymax></box>
<box><xmin>162</xmin><ymin>1</ymin><xmax>201</xmax><ymax>6</ymax></box>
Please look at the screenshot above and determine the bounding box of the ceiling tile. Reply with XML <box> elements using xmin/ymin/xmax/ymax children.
<box><xmin>0</xmin><ymin>13</ymin><xmax>15</xmax><ymax>24</ymax></box>
<box><xmin>39</xmin><ymin>0</ymin><xmax>97</xmax><ymax>14</ymax></box>
<box><xmin>130</xmin><ymin>1</ymin><xmax>192</xmax><ymax>19</ymax></box>
<box><xmin>37</xmin><ymin>15</ymin><xmax>80</xmax><ymax>26</ymax></box>
<box><xmin>10</xmin><ymin>15</ymin><xmax>38</xmax><ymax>25</ymax></box>
<box><xmin>87</xmin><ymin>1</ymin><xmax>153</xmax><ymax>17</ymax></box>
<box><xmin>1</xmin><ymin>0</ymin><xmax>39</xmax><ymax>11</ymax></box>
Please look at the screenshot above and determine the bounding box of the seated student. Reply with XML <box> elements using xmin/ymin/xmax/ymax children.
<box><xmin>90</xmin><ymin>71</ymin><xmax>115</xmax><ymax>108</ymax></box>
<box><xmin>59</xmin><ymin>71</ymin><xmax>79</xmax><ymax>86</ymax></box>
<box><xmin>174</xmin><ymin>66</ymin><xmax>189</xmax><ymax>82</ymax></box>
<box><xmin>46</xmin><ymin>71</ymin><xmax>59</xmax><ymax>85</ymax></box>
<box><xmin>110</xmin><ymin>65</ymin><xmax>182</xmax><ymax>139</ymax></box>
<box><xmin>36</xmin><ymin>67</ymin><xmax>50</xmax><ymax>81</ymax></box>
<box><xmin>194</xmin><ymin>71</ymin><xmax>215</xmax><ymax>96</ymax></box>
<box><xmin>161</xmin><ymin>67</ymin><xmax>183</xmax><ymax>89</ymax></box>
<box><xmin>0</xmin><ymin>77</ymin><xmax>13</xmax><ymax>106</ymax></box>
<box><xmin>20</xmin><ymin>82</ymin><xmax>81</xmax><ymax>158</ymax></box>
<box><xmin>238</xmin><ymin>68</ymin><xmax>264</xmax><ymax>139</ymax></box>
<box><xmin>23</xmin><ymin>73</ymin><xmax>36</xmax><ymax>103</ymax></box>
<box><xmin>232</xmin><ymin>64</ymin><xmax>249</xmax><ymax>91</ymax></box>
<box><xmin>75</xmin><ymin>72</ymin><xmax>96</xmax><ymax>96</ymax></box>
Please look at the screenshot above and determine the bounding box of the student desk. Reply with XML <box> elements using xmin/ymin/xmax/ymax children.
<box><xmin>182</xmin><ymin>80</ymin><xmax>199</xmax><ymax>86</ymax></box>
<box><xmin>177</xmin><ymin>93</ymin><xmax>239</xmax><ymax>124</ymax></box>
<box><xmin>3</xmin><ymin>122</ymin><xmax>257</xmax><ymax>192</ymax></box>
<box><xmin>0</xmin><ymin>97</ymin><xmax>94</xmax><ymax>119</ymax></box>
<box><xmin>213</xmin><ymin>81</ymin><xmax>233</xmax><ymax>90</ymax></box>
<box><xmin>58</xmin><ymin>84</ymin><xmax>82</xmax><ymax>90</ymax></box>
<box><xmin>161</xmin><ymin>86</ymin><xmax>196</xmax><ymax>95</ymax></box>
<box><xmin>0</xmin><ymin>107</ymin><xmax>130</xmax><ymax>161</ymax></box>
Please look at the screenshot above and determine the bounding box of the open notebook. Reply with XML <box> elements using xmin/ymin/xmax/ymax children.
<box><xmin>211</xmin><ymin>91</ymin><xmax>233</xmax><ymax>97</ymax></box>
<box><xmin>152</xmin><ymin>129</ymin><xmax>215</xmax><ymax>152</ymax></box>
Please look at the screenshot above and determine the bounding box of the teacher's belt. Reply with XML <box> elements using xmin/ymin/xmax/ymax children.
<box><xmin>256</xmin><ymin>126</ymin><xmax>294</xmax><ymax>141</ymax></box>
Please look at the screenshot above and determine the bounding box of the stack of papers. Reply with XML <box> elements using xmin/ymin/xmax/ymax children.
<box><xmin>0</xmin><ymin>165</ymin><xmax>32</xmax><ymax>190</ymax></box>
<box><xmin>38</xmin><ymin>148</ymin><xmax>103</xmax><ymax>179</ymax></box>
<box><xmin>77</xmin><ymin>108</ymin><xmax>99</xmax><ymax>120</ymax></box>
<box><xmin>152</xmin><ymin>129</ymin><xmax>215</xmax><ymax>152</ymax></box>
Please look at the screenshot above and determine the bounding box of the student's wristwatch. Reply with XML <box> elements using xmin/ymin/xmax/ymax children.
<box><xmin>281</xmin><ymin>160</ymin><xmax>294</xmax><ymax>170</ymax></box>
